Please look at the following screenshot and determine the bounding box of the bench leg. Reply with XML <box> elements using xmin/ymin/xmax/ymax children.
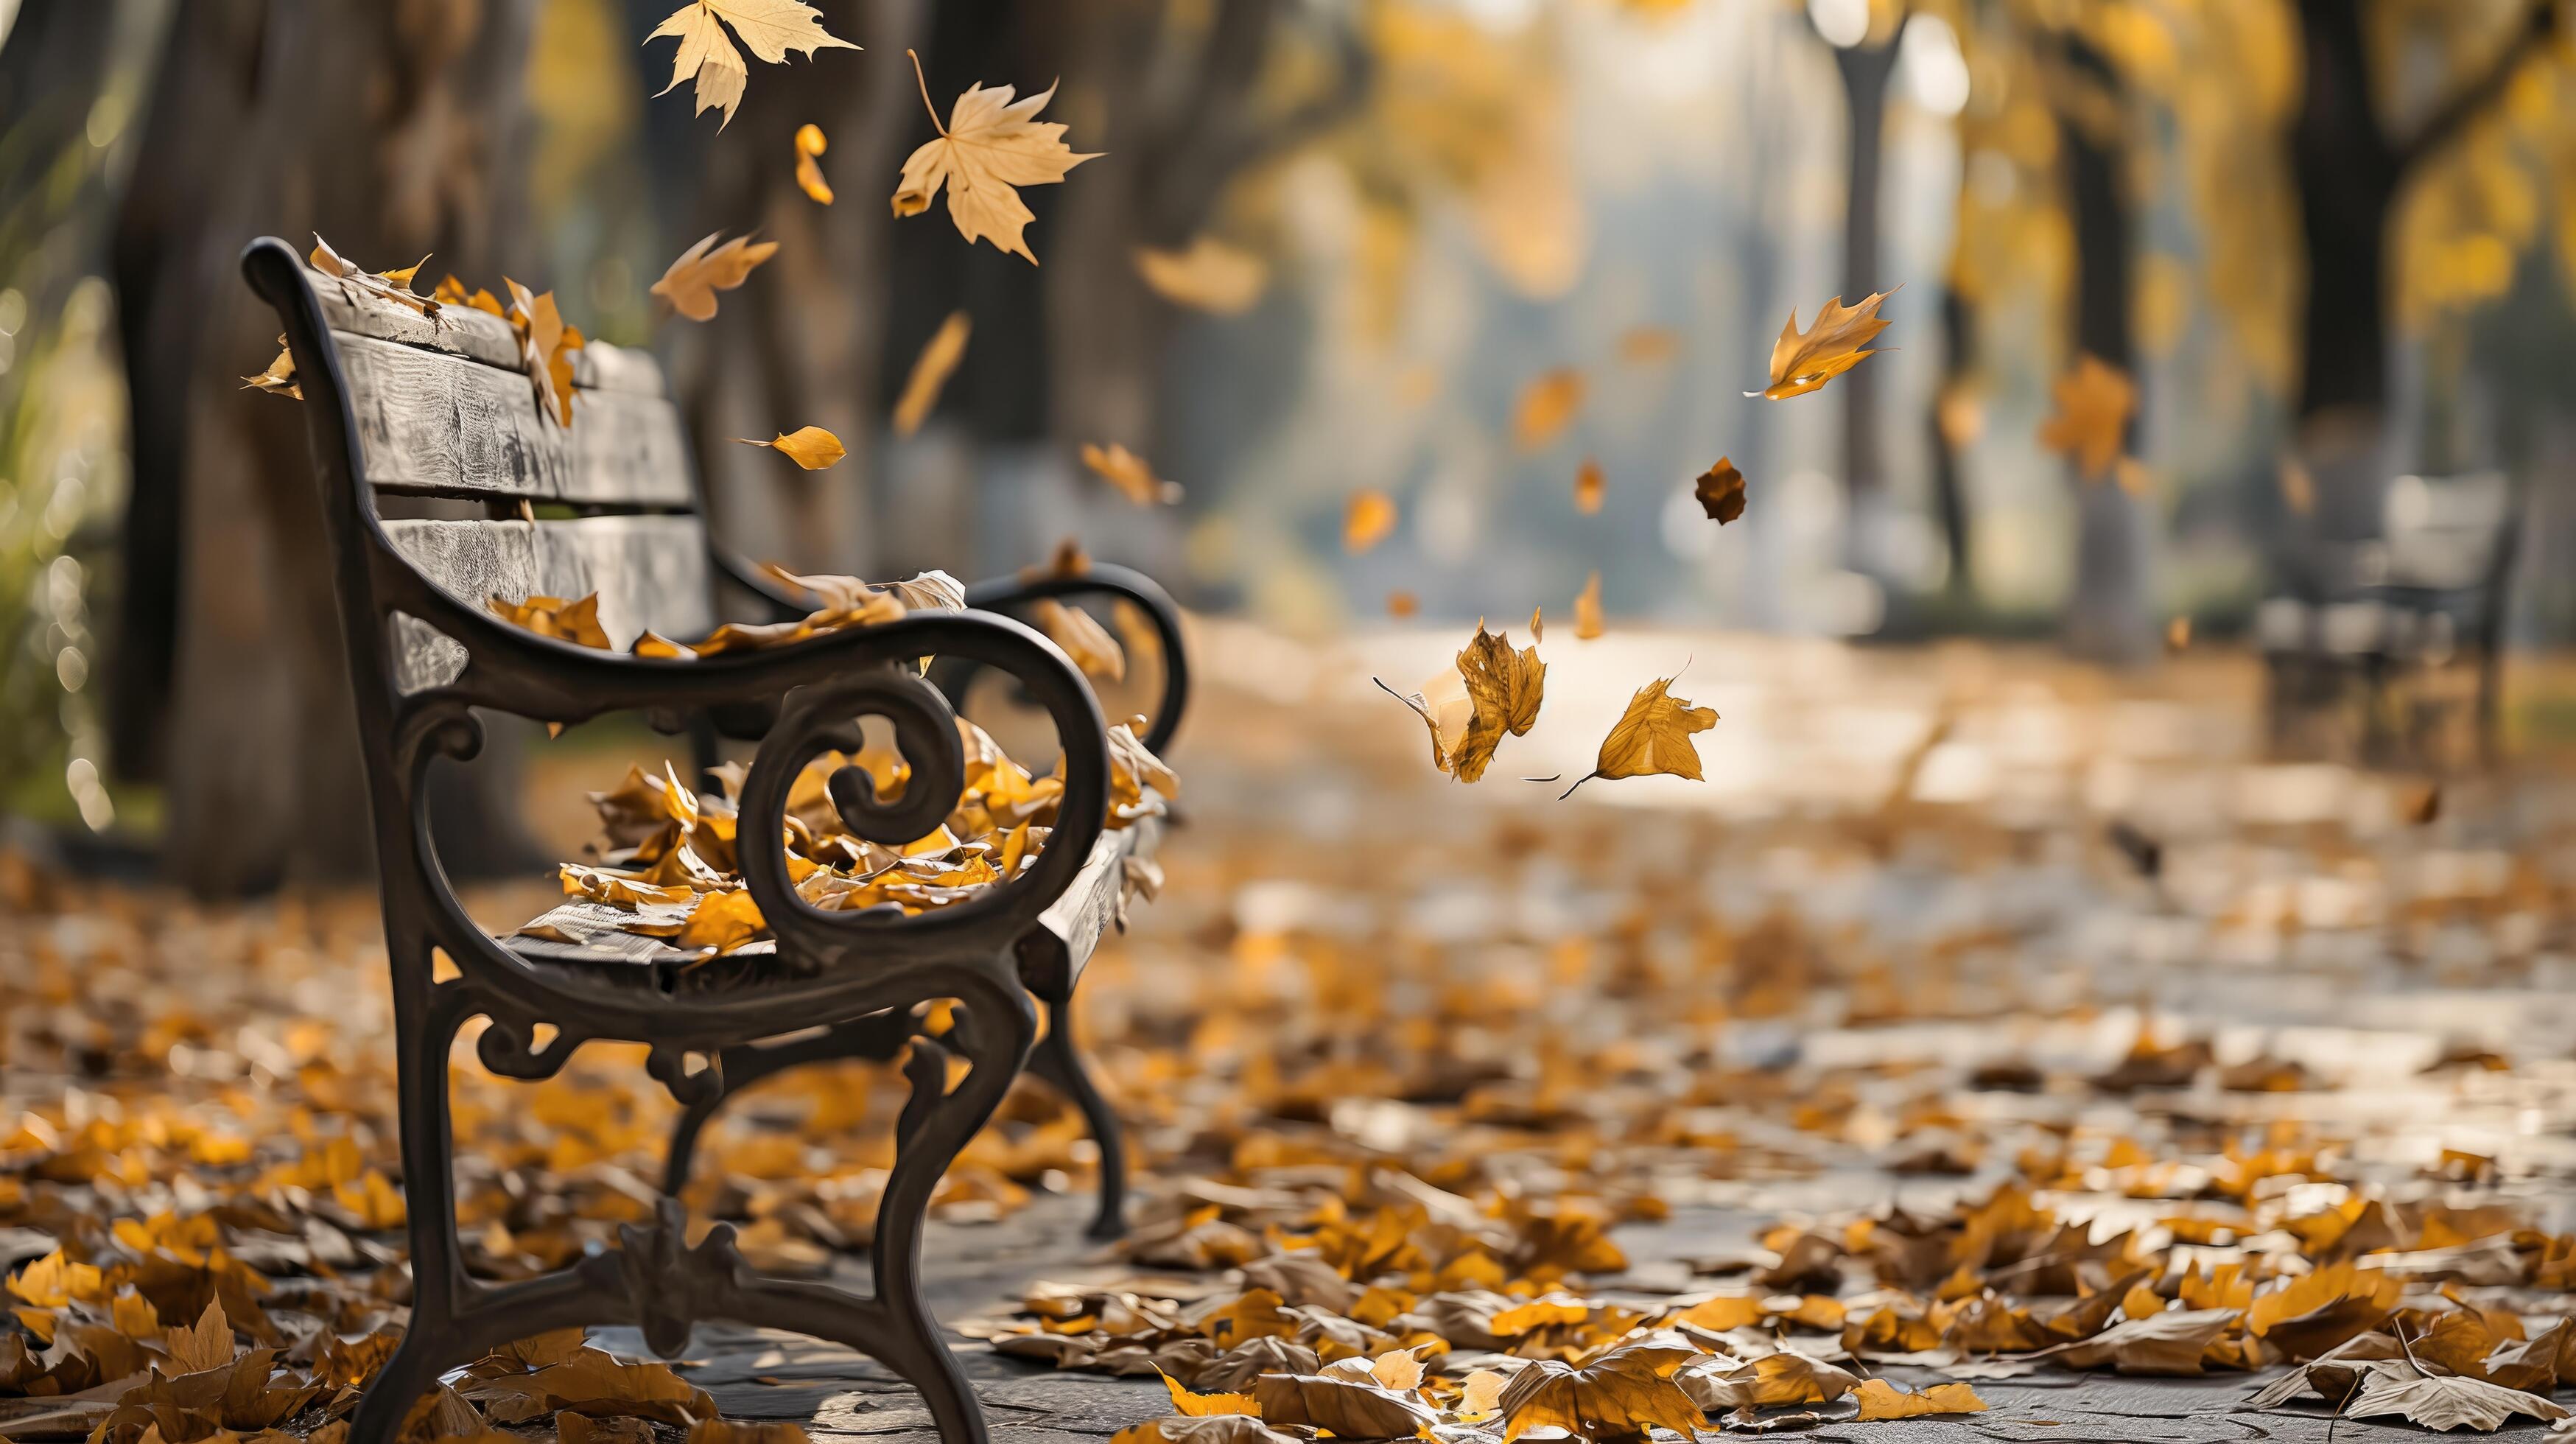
<box><xmin>1027</xmin><ymin>998</ymin><xmax>1126</xmax><ymax>1240</ymax></box>
<box><xmin>352</xmin><ymin>973</ymin><xmax>474</xmax><ymax>1444</ymax></box>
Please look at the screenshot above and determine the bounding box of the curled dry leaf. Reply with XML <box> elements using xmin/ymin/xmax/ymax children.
<box><xmin>738</xmin><ymin>427</ymin><xmax>848</xmax><ymax>470</ymax></box>
<box><xmin>1575</xmin><ymin>571</ymin><xmax>1604</xmax><ymax>640</ymax></box>
<box><xmin>2244</xmin><ymin>1261</ymin><xmax>2399</xmax><ymax>1361</ymax></box>
<box><xmin>1082</xmin><ymin>444</ymin><xmax>1182</xmax><ymax>506</ymax></box>
<box><xmin>1513</xmin><ymin>368</ymin><xmax>1585</xmax><ymax>452</ymax></box>
<box><xmin>649</xmin><ymin>0</ymin><xmax>858</xmax><ymax>129</ymax></box>
<box><xmin>1036</xmin><ymin>598</ymin><xmax>1126</xmax><ymax>682</ymax></box>
<box><xmin>1851</xmin><ymin>1378</ymin><xmax>1987</xmax><ymax>1420</ymax></box>
<box><xmin>1253</xmin><ymin>1373</ymin><xmax>1440</xmax><ymax>1437</ymax></box>
<box><xmin>1383</xmin><ymin>622</ymin><xmax>1545</xmax><ymax>785</ymax></box>
<box><xmin>794</xmin><ymin>122</ymin><xmax>833</xmax><ymax>203</ymax></box>
<box><xmin>1135</xmin><ymin>238</ymin><xmax>1269</xmax><ymax>315</ymax></box>
<box><xmin>2037</xmin><ymin>354</ymin><xmax>2135</xmax><ymax>481</ymax></box>
<box><xmin>651</xmin><ymin>231</ymin><xmax>779</xmax><ymax>322</ymax></box>
<box><xmin>894</xmin><ymin>49</ymin><xmax>1097</xmax><ymax>264</ymax></box>
<box><xmin>309</xmin><ymin>235</ymin><xmax>438</xmax><ymax>318</ymax></box>
<box><xmin>1574</xmin><ymin>458</ymin><xmax>1604</xmax><ymax>514</ymax></box>
<box><xmin>1344</xmin><ymin>491</ymin><xmax>1397</xmax><ymax>553</ymax></box>
<box><xmin>2038</xmin><ymin>1306</ymin><xmax>2233</xmax><ymax>1375</ymax></box>
<box><xmin>1751</xmin><ymin>287</ymin><xmax>1895</xmax><ymax>400</ymax></box>
<box><xmin>242</xmin><ymin>336</ymin><xmax>298</xmax><ymax>400</ymax></box>
<box><xmin>2344</xmin><ymin>1357</ymin><xmax>2569</xmax><ymax>1432</ymax></box>
<box><xmin>1694</xmin><ymin>458</ymin><xmax>1746</xmax><ymax>524</ymax></box>
<box><xmin>504</xmin><ymin>279</ymin><xmax>586</xmax><ymax>428</ymax></box>
<box><xmin>490</xmin><ymin>594</ymin><xmax>613</xmax><ymax>651</ymax></box>
<box><xmin>894</xmin><ymin>311</ymin><xmax>971</xmax><ymax>437</ymax></box>
<box><xmin>1559</xmin><ymin>676</ymin><xmax>1715</xmax><ymax>799</ymax></box>
<box><xmin>1499</xmin><ymin>1341</ymin><xmax>1705</xmax><ymax>1442</ymax></box>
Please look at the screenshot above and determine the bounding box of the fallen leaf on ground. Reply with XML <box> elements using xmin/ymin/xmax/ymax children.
<box><xmin>1497</xmin><ymin>1342</ymin><xmax>1702</xmax><ymax>1442</ymax></box>
<box><xmin>737</xmin><ymin>427</ymin><xmax>848</xmax><ymax>470</ymax></box>
<box><xmin>2344</xmin><ymin>1357</ymin><xmax>2568</xmax><ymax>1432</ymax></box>
<box><xmin>1852</xmin><ymin>1378</ymin><xmax>1987</xmax><ymax>1420</ymax></box>
<box><xmin>1752</xmin><ymin>288</ymin><xmax>1895</xmax><ymax>400</ymax></box>
<box><xmin>648</xmin><ymin>0</ymin><xmax>857</xmax><ymax>129</ymax></box>
<box><xmin>1559</xmin><ymin>676</ymin><xmax>1715</xmax><ymax>798</ymax></box>
<box><xmin>1254</xmin><ymin>1373</ymin><xmax>1439</xmax><ymax>1436</ymax></box>
<box><xmin>651</xmin><ymin>232</ymin><xmax>778</xmax><ymax>321</ymax></box>
<box><xmin>893</xmin><ymin>49</ymin><xmax>1096</xmax><ymax>264</ymax></box>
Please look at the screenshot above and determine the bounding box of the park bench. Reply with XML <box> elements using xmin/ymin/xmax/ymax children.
<box><xmin>242</xmin><ymin>236</ymin><xmax>1187</xmax><ymax>1444</ymax></box>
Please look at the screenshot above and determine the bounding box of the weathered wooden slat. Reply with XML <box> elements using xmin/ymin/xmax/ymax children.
<box><xmin>337</xmin><ymin>332</ymin><xmax>696</xmax><ymax>506</ymax></box>
<box><xmin>309</xmin><ymin>264</ymin><xmax>667</xmax><ymax>394</ymax></box>
<box><xmin>1018</xmin><ymin>811</ymin><xmax>1162</xmax><ymax>999</ymax></box>
<box><xmin>381</xmin><ymin>515</ymin><xmax>717</xmax><ymax>651</ymax></box>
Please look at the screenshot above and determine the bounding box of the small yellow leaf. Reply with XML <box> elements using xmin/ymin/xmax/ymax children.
<box><xmin>1752</xmin><ymin>287</ymin><xmax>1895</xmax><ymax>400</ymax></box>
<box><xmin>164</xmin><ymin>1295</ymin><xmax>233</xmax><ymax>1375</ymax></box>
<box><xmin>1562</xmin><ymin>675</ymin><xmax>1716</xmax><ymax>798</ymax></box>
<box><xmin>893</xmin><ymin>49</ymin><xmax>1097</xmax><ymax>264</ymax></box>
<box><xmin>651</xmin><ymin>231</ymin><xmax>779</xmax><ymax>322</ymax></box>
<box><xmin>894</xmin><ymin>311</ymin><xmax>971</xmax><ymax>438</ymax></box>
<box><xmin>1035</xmin><ymin>597</ymin><xmax>1126</xmax><ymax>682</ymax></box>
<box><xmin>1081</xmin><ymin>443</ymin><xmax>1182</xmax><ymax>506</ymax></box>
<box><xmin>1512</xmin><ymin>368</ymin><xmax>1584</xmax><ymax>452</ymax></box>
<box><xmin>1575</xmin><ymin>571</ymin><xmax>1604</xmax><ymax>640</ymax></box>
<box><xmin>1135</xmin><ymin>237</ymin><xmax>1268</xmax><ymax>315</ymax></box>
<box><xmin>676</xmin><ymin>889</ymin><xmax>766</xmax><ymax>955</ymax></box>
<box><xmin>794</xmin><ymin>122</ymin><xmax>834</xmax><ymax>203</ymax></box>
<box><xmin>1574</xmin><ymin>458</ymin><xmax>1604</xmax><ymax>514</ymax></box>
<box><xmin>1853</xmin><ymin>1379</ymin><xmax>1988</xmax><ymax>1420</ymax></box>
<box><xmin>1387</xmin><ymin>590</ymin><xmax>1419</xmax><ymax>619</ymax></box>
<box><xmin>1344</xmin><ymin>491</ymin><xmax>1397</xmax><ymax>553</ymax></box>
<box><xmin>1161</xmin><ymin>1373</ymin><xmax>1258</xmax><ymax>1417</ymax></box>
<box><xmin>739</xmin><ymin>427</ymin><xmax>848</xmax><ymax>470</ymax></box>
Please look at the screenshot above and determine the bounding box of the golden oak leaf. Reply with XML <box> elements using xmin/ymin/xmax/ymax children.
<box><xmin>1497</xmin><ymin>1341</ymin><xmax>1703</xmax><ymax>1443</ymax></box>
<box><xmin>1694</xmin><ymin>458</ymin><xmax>1746</xmax><ymax>523</ymax></box>
<box><xmin>1752</xmin><ymin>288</ymin><xmax>1895</xmax><ymax>400</ymax></box>
<box><xmin>893</xmin><ymin>49</ymin><xmax>1096</xmax><ymax>264</ymax></box>
<box><xmin>1561</xmin><ymin>676</ymin><xmax>1716</xmax><ymax>798</ymax></box>
<box><xmin>650</xmin><ymin>231</ymin><xmax>778</xmax><ymax>322</ymax></box>
<box><xmin>794</xmin><ymin>122</ymin><xmax>833</xmax><ymax>203</ymax></box>
<box><xmin>648</xmin><ymin>0</ymin><xmax>857</xmax><ymax>129</ymax></box>
<box><xmin>1574</xmin><ymin>458</ymin><xmax>1604</xmax><ymax>514</ymax></box>
<box><xmin>1574</xmin><ymin>571</ymin><xmax>1604</xmax><ymax>640</ymax></box>
<box><xmin>490</xmin><ymin>594</ymin><xmax>614</xmax><ymax>651</ymax></box>
<box><xmin>1512</xmin><ymin>368</ymin><xmax>1584</xmax><ymax>452</ymax></box>
<box><xmin>1852</xmin><ymin>1379</ymin><xmax>1987</xmax><ymax>1420</ymax></box>
<box><xmin>894</xmin><ymin>311</ymin><xmax>971</xmax><ymax>437</ymax></box>
<box><xmin>1344</xmin><ymin>491</ymin><xmax>1397</xmax><ymax>553</ymax></box>
<box><xmin>1081</xmin><ymin>443</ymin><xmax>1182</xmax><ymax>505</ymax></box>
<box><xmin>738</xmin><ymin>427</ymin><xmax>847</xmax><ymax>470</ymax></box>
<box><xmin>1135</xmin><ymin>238</ymin><xmax>1269</xmax><ymax>315</ymax></box>
<box><xmin>164</xmin><ymin>1296</ymin><xmax>233</xmax><ymax>1375</ymax></box>
<box><xmin>1036</xmin><ymin>598</ymin><xmax>1126</xmax><ymax>683</ymax></box>
<box><xmin>2037</xmin><ymin>354</ymin><xmax>2135</xmax><ymax>481</ymax></box>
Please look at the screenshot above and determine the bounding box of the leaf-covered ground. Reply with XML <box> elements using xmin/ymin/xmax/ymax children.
<box><xmin>4</xmin><ymin>625</ymin><xmax>2575</xmax><ymax>1441</ymax></box>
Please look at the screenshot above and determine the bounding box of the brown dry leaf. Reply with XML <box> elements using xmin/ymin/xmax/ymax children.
<box><xmin>793</xmin><ymin>122</ymin><xmax>833</xmax><ymax>203</ymax></box>
<box><xmin>1852</xmin><ymin>1378</ymin><xmax>1987</xmax><ymax>1420</ymax></box>
<box><xmin>2245</xmin><ymin>1261</ymin><xmax>2400</xmax><ymax>1361</ymax></box>
<box><xmin>1574</xmin><ymin>458</ymin><xmax>1604</xmax><ymax>515</ymax></box>
<box><xmin>461</xmin><ymin>1346</ymin><xmax>716</xmax><ymax>1426</ymax></box>
<box><xmin>1559</xmin><ymin>676</ymin><xmax>1715</xmax><ymax>799</ymax></box>
<box><xmin>1683</xmin><ymin>1350</ymin><xmax>1859</xmax><ymax>1411</ymax></box>
<box><xmin>1513</xmin><ymin>368</ymin><xmax>1585</xmax><ymax>452</ymax></box>
<box><xmin>894</xmin><ymin>311</ymin><xmax>971</xmax><ymax>437</ymax></box>
<box><xmin>650</xmin><ymin>232</ymin><xmax>779</xmax><ymax>322</ymax></box>
<box><xmin>648</xmin><ymin>0</ymin><xmax>857</xmax><ymax>129</ymax></box>
<box><xmin>1254</xmin><ymin>1373</ymin><xmax>1439</xmax><ymax>1437</ymax></box>
<box><xmin>1135</xmin><ymin>239</ymin><xmax>1269</xmax><ymax>315</ymax></box>
<box><xmin>1574</xmin><ymin>572</ymin><xmax>1604</xmax><ymax>640</ymax></box>
<box><xmin>1036</xmin><ymin>598</ymin><xmax>1126</xmax><ymax>683</ymax></box>
<box><xmin>242</xmin><ymin>335</ymin><xmax>299</xmax><ymax>400</ymax></box>
<box><xmin>1500</xmin><ymin>1341</ymin><xmax>1704</xmax><ymax>1441</ymax></box>
<box><xmin>2344</xmin><ymin>1358</ymin><xmax>2568</xmax><ymax>1432</ymax></box>
<box><xmin>687</xmin><ymin>1421</ymin><xmax>808</xmax><ymax>1444</ymax></box>
<box><xmin>491</xmin><ymin>594</ymin><xmax>613</xmax><ymax>650</ymax></box>
<box><xmin>309</xmin><ymin>235</ymin><xmax>438</xmax><ymax>318</ymax></box>
<box><xmin>1344</xmin><ymin>491</ymin><xmax>1397</xmax><ymax>554</ymax></box>
<box><xmin>1752</xmin><ymin>288</ymin><xmax>1895</xmax><ymax>400</ymax></box>
<box><xmin>1160</xmin><ymin>1373</ymin><xmax>1257</xmax><ymax>1417</ymax></box>
<box><xmin>1386</xmin><ymin>622</ymin><xmax>1547</xmax><ymax>785</ymax></box>
<box><xmin>737</xmin><ymin>427</ymin><xmax>848</xmax><ymax>471</ymax></box>
<box><xmin>163</xmin><ymin>1297</ymin><xmax>231</xmax><ymax>1375</ymax></box>
<box><xmin>2040</xmin><ymin>1307</ymin><xmax>2234</xmax><ymax>1375</ymax></box>
<box><xmin>1694</xmin><ymin>458</ymin><xmax>1746</xmax><ymax>524</ymax></box>
<box><xmin>2037</xmin><ymin>355</ymin><xmax>2135</xmax><ymax>481</ymax></box>
<box><xmin>1386</xmin><ymin>590</ymin><xmax>1419</xmax><ymax>619</ymax></box>
<box><xmin>1082</xmin><ymin>444</ymin><xmax>1182</xmax><ymax>506</ymax></box>
<box><xmin>893</xmin><ymin>49</ymin><xmax>1097</xmax><ymax>264</ymax></box>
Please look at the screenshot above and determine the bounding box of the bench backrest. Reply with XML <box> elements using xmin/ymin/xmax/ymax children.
<box><xmin>307</xmin><ymin>263</ymin><xmax>716</xmax><ymax>651</ymax></box>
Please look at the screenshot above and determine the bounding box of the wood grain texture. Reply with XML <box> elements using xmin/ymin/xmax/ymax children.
<box><xmin>1019</xmin><ymin>810</ymin><xmax>1163</xmax><ymax>999</ymax></box>
<box><xmin>309</xmin><ymin>264</ymin><xmax>667</xmax><ymax>394</ymax></box>
<box><xmin>336</xmin><ymin>332</ymin><xmax>695</xmax><ymax>505</ymax></box>
<box><xmin>381</xmin><ymin>515</ymin><xmax>717</xmax><ymax>651</ymax></box>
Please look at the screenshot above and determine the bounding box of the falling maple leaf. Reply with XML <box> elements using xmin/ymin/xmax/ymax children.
<box><xmin>651</xmin><ymin>232</ymin><xmax>779</xmax><ymax>322</ymax></box>
<box><xmin>1082</xmin><ymin>443</ymin><xmax>1182</xmax><ymax>506</ymax></box>
<box><xmin>648</xmin><ymin>0</ymin><xmax>858</xmax><ymax>129</ymax></box>
<box><xmin>1751</xmin><ymin>287</ymin><xmax>1895</xmax><ymax>400</ymax></box>
<box><xmin>892</xmin><ymin>49</ymin><xmax>1096</xmax><ymax>264</ymax></box>
<box><xmin>1852</xmin><ymin>1379</ymin><xmax>1987</xmax><ymax>1420</ymax></box>
<box><xmin>1560</xmin><ymin>676</ymin><xmax>1715</xmax><ymax>798</ymax></box>
<box><xmin>1136</xmin><ymin>238</ymin><xmax>1269</xmax><ymax>315</ymax></box>
<box><xmin>1573</xmin><ymin>458</ymin><xmax>1604</xmax><ymax>515</ymax></box>
<box><xmin>1575</xmin><ymin>571</ymin><xmax>1604</xmax><ymax>639</ymax></box>
<box><xmin>1512</xmin><ymin>368</ymin><xmax>1585</xmax><ymax>452</ymax></box>
<box><xmin>794</xmin><ymin>122</ymin><xmax>833</xmax><ymax>203</ymax></box>
<box><xmin>1529</xmin><ymin>606</ymin><xmax>1543</xmax><ymax>642</ymax></box>
<box><xmin>893</xmin><ymin>311</ymin><xmax>971</xmax><ymax>438</ymax></box>
<box><xmin>737</xmin><ymin>427</ymin><xmax>847</xmax><ymax>470</ymax></box>
<box><xmin>1694</xmin><ymin>458</ymin><xmax>1746</xmax><ymax>524</ymax></box>
<box><xmin>2038</xmin><ymin>354</ymin><xmax>2135</xmax><ymax>480</ymax></box>
<box><xmin>1036</xmin><ymin>598</ymin><xmax>1126</xmax><ymax>682</ymax></box>
<box><xmin>1344</xmin><ymin>491</ymin><xmax>1397</xmax><ymax>553</ymax></box>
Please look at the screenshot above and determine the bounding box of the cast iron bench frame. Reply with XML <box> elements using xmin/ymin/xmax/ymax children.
<box><xmin>243</xmin><ymin>236</ymin><xmax>1186</xmax><ymax>1444</ymax></box>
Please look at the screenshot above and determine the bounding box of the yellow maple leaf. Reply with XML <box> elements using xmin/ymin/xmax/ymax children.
<box><xmin>894</xmin><ymin>311</ymin><xmax>971</xmax><ymax>437</ymax></box>
<box><xmin>795</xmin><ymin>122</ymin><xmax>833</xmax><ymax>204</ymax></box>
<box><xmin>650</xmin><ymin>231</ymin><xmax>779</xmax><ymax>322</ymax></box>
<box><xmin>1694</xmin><ymin>457</ymin><xmax>1746</xmax><ymax>523</ymax></box>
<box><xmin>1575</xmin><ymin>570</ymin><xmax>1604</xmax><ymax>640</ymax></box>
<box><xmin>1752</xmin><ymin>287</ymin><xmax>1896</xmax><ymax>400</ymax></box>
<box><xmin>1561</xmin><ymin>676</ymin><xmax>1716</xmax><ymax>798</ymax></box>
<box><xmin>1344</xmin><ymin>491</ymin><xmax>1397</xmax><ymax>553</ymax></box>
<box><xmin>893</xmin><ymin>49</ymin><xmax>1097</xmax><ymax>264</ymax></box>
<box><xmin>1134</xmin><ymin>237</ymin><xmax>1269</xmax><ymax>315</ymax></box>
<box><xmin>1853</xmin><ymin>1379</ymin><xmax>1988</xmax><ymax>1420</ymax></box>
<box><xmin>1081</xmin><ymin>443</ymin><xmax>1182</xmax><ymax>506</ymax></box>
<box><xmin>2037</xmin><ymin>354</ymin><xmax>2136</xmax><ymax>481</ymax></box>
<box><xmin>1512</xmin><ymin>368</ymin><xmax>1584</xmax><ymax>452</ymax></box>
<box><xmin>648</xmin><ymin>0</ymin><xmax>857</xmax><ymax>129</ymax></box>
<box><xmin>738</xmin><ymin>427</ymin><xmax>847</xmax><ymax>470</ymax></box>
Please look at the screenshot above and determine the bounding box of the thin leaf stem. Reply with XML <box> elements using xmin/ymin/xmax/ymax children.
<box><xmin>907</xmin><ymin>49</ymin><xmax>943</xmax><ymax>135</ymax></box>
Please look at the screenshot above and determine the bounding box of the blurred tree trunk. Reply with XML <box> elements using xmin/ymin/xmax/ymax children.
<box><xmin>2286</xmin><ymin>0</ymin><xmax>2552</xmax><ymax>542</ymax></box>
<box><xmin>1828</xmin><ymin>24</ymin><xmax>1902</xmax><ymax>574</ymax></box>
<box><xmin>110</xmin><ymin>0</ymin><xmax>539</xmax><ymax>894</ymax></box>
<box><xmin>1926</xmin><ymin>286</ymin><xmax>1973</xmax><ymax>598</ymax></box>
<box><xmin>2051</xmin><ymin>32</ymin><xmax>2154</xmax><ymax>664</ymax></box>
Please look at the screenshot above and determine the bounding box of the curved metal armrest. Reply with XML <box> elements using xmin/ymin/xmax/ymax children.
<box><xmin>709</xmin><ymin>542</ymin><xmax>813</xmax><ymax>624</ymax></box>
<box><xmin>945</xmin><ymin>563</ymin><xmax>1192</xmax><ymax>755</ymax></box>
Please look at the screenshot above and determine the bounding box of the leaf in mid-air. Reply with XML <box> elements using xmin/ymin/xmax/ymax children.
<box><xmin>894</xmin><ymin>311</ymin><xmax>971</xmax><ymax>437</ymax></box>
<box><xmin>648</xmin><ymin>0</ymin><xmax>857</xmax><ymax>129</ymax></box>
<box><xmin>1344</xmin><ymin>491</ymin><xmax>1397</xmax><ymax>553</ymax></box>
<box><xmin>1081</xmin><ymin>444</ymin><xmax>1182</xmax><ymax>506</ymax></box>
<box><xmin>2037</xmin><ymin>354</ymin><xmax>2135</xmax><ymax>481</ymax></box>
<box><xmin>1136</xmin><ymin>238</ymin><xmax>1268</xmax><ymax>315</ymax></box>
<box><xmin>795</xmin><ymin>122</ymin><xmax>833</xmax><ymax>204</ymax></box>
<box><xmin>1694</xmin><ymin>458</ymin><xmax>1746</xmax><ymax>524</ymax></box>
<box><xmin>1574</xmin><ymin>458</ymin><xmax>1604</xmax><ymax>515</ymax></box>
<box><xmin>1751</xmin><ymin>287</ymin><xmax>1895</xmax><ymax>400</ymax></box>
<box><xmin>1575</xmin><ymin>571</ymin><xmax>1604</xmax><ymax>640</ymax></box>
<box><xmin>651</xmin><ymin>232</ymin><xmax>779</xmax><ymax>322</ymax></box>
<box><xmin>1512</xmin><ymin>368</ymin><xmax>1584</xmax><ymax>452</ymax></box>
<box><xmin>893</xmin><ymin>49</ymin><xmax>1096</xmax><ymax>264</ymax></box>
<box><xmin>1561</xmin><ymin>676</ymin><xmax>1715</xmax><ymax>798</ymax></box>
<box><xmin>738</xmin><ymin>427</ymin><xmax>848</xmax><ymax>470</ymax></box>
